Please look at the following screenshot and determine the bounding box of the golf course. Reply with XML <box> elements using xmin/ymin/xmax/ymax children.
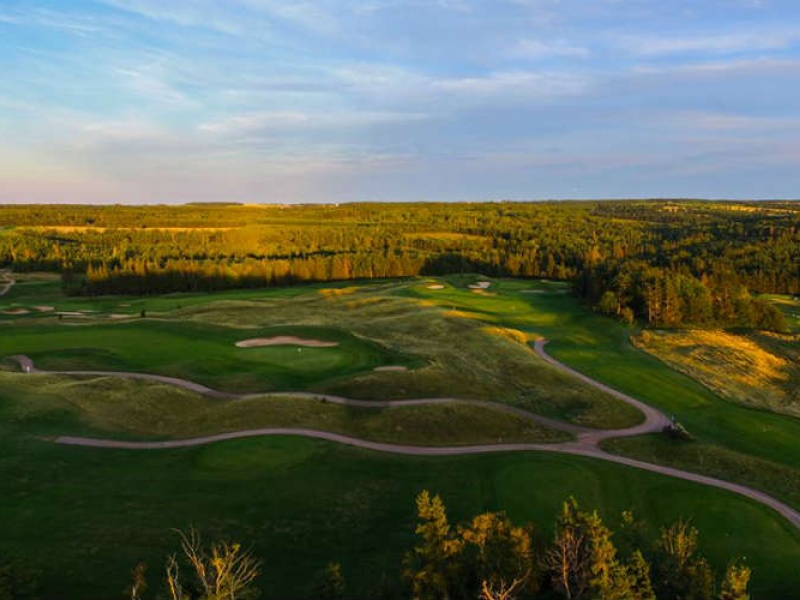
<box><xmin>2</xmin><ymin>271</ymin><xmax>800</xmax><ymax>597</ymax></box>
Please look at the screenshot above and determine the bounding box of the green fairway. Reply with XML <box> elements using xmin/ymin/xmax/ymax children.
<box><xmin>1</xmin><ymin>429</ymin><xmax>798</xmax><ymax>599</ymax></box>
<box><xmin>397</xmin><ymin>276</ymin><xmax>800</xmax><ymax>507</ymax></box>
<box><xmin>0</xmin><ymin>321</ymin><xmax>417</xmax><ymax>392</ymax></box>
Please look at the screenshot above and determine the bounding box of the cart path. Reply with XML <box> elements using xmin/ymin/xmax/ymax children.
<box><xmin>54</xmin><ymin>430</ymin><xmax>800</xmax><ymax>531</ymax></box>
<box><xmin>532</xmin><ymin>340</ymin><xmax>672</xmax><ymax>443</ymax></box>
<box><xmin>7</xmin><ymin>354</ymin><xmax>611</xmax><ymax>437</ymax></box>
<box><xmin>10</xmin><ymin>345</ymin><xmax>800</xmax><ymax>532</ymax></box>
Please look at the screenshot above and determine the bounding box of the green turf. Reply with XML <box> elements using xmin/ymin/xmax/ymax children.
<box><xmin>3</xmin><ymin>274</ymin><xmax>800</xmax><ymax>597</ymax></box>
<box><xmin>0</xmin><ymin>371</ymin><xmax>570</xmax><ymax>445</ymax></box>
<box><xmin>0</xmin><ymin>276</ymin><xmax>642</xmax><ymax>429</ymax></box>
<box><xmin>0</xmin><ymin>429</ymin><xmax>797</xmax><ymax>599</ymax></box>
<box><xmin>399</xmin><ymin>276</ymin><xmax>800</xmax><ymax>507</ymax></box>
<box><xmin>0</xmin><ymin>321</ymin><xmax>418</xmax><ymax>393</ymax></box>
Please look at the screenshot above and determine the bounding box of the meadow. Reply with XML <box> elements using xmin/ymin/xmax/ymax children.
<box><xmin>2</xmin><ymin>273</ymin><xmax>800</xmax><ymax>597</ymax></box>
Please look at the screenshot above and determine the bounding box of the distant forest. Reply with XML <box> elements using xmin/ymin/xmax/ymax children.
<box><xmin>1</xmin><ymin>200</ymin><xmax>797</xmax><ymax>330</ymax></box>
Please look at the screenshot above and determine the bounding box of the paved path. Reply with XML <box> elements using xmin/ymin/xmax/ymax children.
<box><xmin>9</xmin><ymin>342</ymin><xmax>800</xmax><ymax>532</ymax></box>
<box><xmin>7</xmin><ymin>354</ymin><xmax>596</xmax><ymax>436</ymax></box>
<box><xmin>532</xmin><ymin>340</ymin><xmax>672</xmax><ymax>443</ymax></box>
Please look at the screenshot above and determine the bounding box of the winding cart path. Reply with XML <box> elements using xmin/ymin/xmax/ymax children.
<box><xmin>9</xmin><ymin>340</ymin><xmax>800</xmax><ymax>532</ymax></box>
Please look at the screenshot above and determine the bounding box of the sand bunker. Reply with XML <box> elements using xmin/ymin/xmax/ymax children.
<box><xmin>57</xmin><ymin>311</ymin><xmax>86</xmax><ymax>317</ymax></box>
<box><xmin>2</xmin><ymin>308</ymin><xmax>29</xmax><ymax>315</ymax></box>
<box><xmin>34</xmin><ymin>305</ymin><xmax>55</xmax><ymax>312</ymax></box>
<box><xmin>468</xmin><ymin>281</ymin><xmax>492</xmax><ymax>289</ymax></box>
<box><xmin>109</xmin><ymin>313</ymin><xmax>133</xmax><ymax>319</ymax></box>
<box><xmin>235</xmin><ymin>336</ymin><xmax>339</xmax><ymax>348</ymax></box>
<box><xmin>373</xmin><ymin>365</ymin><xmax>409</xmax><ymax>372</ymax></box>
<box><xmin>427</xmin><ymin>284</ymin><xmax>445</xmax><ymax>290</ymax></box>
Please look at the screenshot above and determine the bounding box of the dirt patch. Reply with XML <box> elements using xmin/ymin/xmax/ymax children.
<box><xmin>2</xmin><ymin>308</ymin><xmax>29</xmax><ymax>315</ymax></box>
<box><xmin>235</xmin><ymin>336</ymin><xmax>339</xmax><ymax>348</ymax></box>
<box><xmin>109</xmin><ymin>313</ymin><xmax>134</xmax><ymax>319</ymax></box>
<box><xmin>34</xmin><ymin>305</ymin><xmax>55</xmax><ymax>312</ymax></box>
<box><xmin>373</xmin><ymin>365</ymin><xmax>409</xmax><ymax>372</ymax></box>
<box><xmin>427</xmin><ymin>284</ymin><xmax>445</xmax><ymax>290</ymax></box>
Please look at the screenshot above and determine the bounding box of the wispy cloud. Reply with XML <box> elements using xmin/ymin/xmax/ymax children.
<box><xmin>508</xmin><ymin>38</ymin><xmax>591</xmax><ymax>59</ymax></box>
<box><xmin>618</xmin><ymin>28</ymin><xmax>800</xmax><ymax>56</ymax></box>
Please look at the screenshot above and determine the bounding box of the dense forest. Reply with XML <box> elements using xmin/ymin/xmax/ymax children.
<box><xmin>1</xmin><ymin>200</ymin><xmax>797</xmax><ymax>330</ymax></box>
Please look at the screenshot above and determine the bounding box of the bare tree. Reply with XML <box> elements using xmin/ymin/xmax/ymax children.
<box><xmin>479</xmin><ymin>575</ymin><xmax>528</xmax><ymax>600</ymax></box>
<box><xmin>546</xmin><ymin>526</ymin><xmax>589</xmax><ymax>600</ymax></box>
<box><xmin>166</xmin><ymin>527</ymin><xmax>261</xmax><ymax>600</ymax></box>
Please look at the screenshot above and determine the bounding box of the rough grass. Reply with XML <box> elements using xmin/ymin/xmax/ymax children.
<box><xmin>0</xmin><ymin>277</ymin><xmax>642</xmax><ymax>429</ymax></box>
<box><xmin>0</xmin><ymin>371</ymin><xmax>570</xmax><ymax>445</ymax></box>
<box><xmin>603</xmin><ymin>435</ymin><xmax>800</xmax><ymax>514</ymax></box>
<box><xmin>632</xmin><ymin>329</ymin><xmax>800</xmax><ymax>418</ymax></box>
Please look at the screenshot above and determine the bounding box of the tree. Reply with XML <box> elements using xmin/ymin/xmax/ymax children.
<box><xmin>627</xmin><ymin>550</ymin><xmax>655</xmax><ymax>600</ymax></box>
<box><xmin>316</xmin><ymin>562</ymin><xmax>346</xmax><ymax>600</ymax></box>
<box><xmin>598</xmin><ymin>291</ymin><xmax>619</xmax><ymax>316</ymax></box>
<box><xmin>546</xmin><ymin>499</ymin><xmax>649</xmax><ymax>600</ymax></box>
<box><xmin>719</xmin><ymin>559</ymin><xmax>751</xmax><ymax>600</ymax></box>
<box><xmin>127</xmin><ymin>562</ymin><xmax>148</xmax><ymax>600</ymax></box>
<box><xmin>402</xmin><ymin>490</ymin><xmax>464</xmax><ymax>600</ymax></box>
<box><xmin>545</xmin><ymin>499</ymin><xmax>591</xmax><ymax>600</ymax></box>
<box><xmin>459</xmin><ymin>511</ymin><xmax>539</xmax><ymax>600</ymax></box>
<box><xmin>653</xmin><ymin>519</ymin><xmax>714</xmax><ymax>600</ymax></box>
<box><xmin>165</xmin><ymin>527</ymin><xmax>261</xmax><ymax>600</ymax></box>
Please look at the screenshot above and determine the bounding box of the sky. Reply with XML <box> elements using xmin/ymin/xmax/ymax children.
<box><xmin>1</xmin><ymin>1</ymin><xmax>800</xmax><ymax>204</ymax></box>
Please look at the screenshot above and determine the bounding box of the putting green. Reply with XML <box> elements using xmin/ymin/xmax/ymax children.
<box><xmin>0</xmin><ymin>321</ymin><xmax>419</xmax><ymax>392</ymax></box>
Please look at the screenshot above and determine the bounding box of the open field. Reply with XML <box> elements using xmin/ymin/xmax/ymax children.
<box><xmin>3</xmin><ymin>273</ymin><xmax>800</xmax><ymax>596</ymax></box>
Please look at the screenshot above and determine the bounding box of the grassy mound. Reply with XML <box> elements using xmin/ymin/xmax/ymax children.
<box><xmin>633</xmin><ymin>329</ymin><xmax>800</xmax><ymax>418</ymax></box>
<box><xmin>0</xmin><ymin>371</ymin><xmax>570</xmax><ymax>445</ymax></box>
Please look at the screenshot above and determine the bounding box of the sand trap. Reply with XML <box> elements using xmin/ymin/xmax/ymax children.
<box><xmin>2</xmin><ymin>308</ymin><xmax>29</xmax><ymax>315</ymax></box>
<box><xmin>468</xmin><ymin>281</ymin><xmax>492</xmax><ymax>289</ymax></box>
<box><xmin>119</xmin><ymin>303</ymin><xmax>131</xmax><ymax>307</ymax></box>
<box><xmin>373</xmin><ymin>365</ymin><xmax>408</xmax><ymax>372</ymax></box>
<box><xmin>109</xmin><ymin>313</ymin><xmax>133</xmax><ymax>319</ymax></box>
<box><xmin>235</xmin><ymin>336</ymin><xmax>339</xmax><ymax>348</ymax></box>
<box><xmin>427</xmin><ymin>284</ymin><xmax>445</xmax><ymax>290</ymax></box>
<box><xmin>34</xmin><ymin>305</ymin><xmax>55</xmax><ymax>311</ymax></box>
<box><xmin>57</xmin><ymin>311</ymin><xmax>86</xmax><ymax>317</ymax></box>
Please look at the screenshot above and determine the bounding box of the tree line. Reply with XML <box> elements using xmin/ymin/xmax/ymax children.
<box><xmin>107</xmin><ymin>492</ymin><xmax>751</xmax><ymax>600</ymax></box>
<box><xmin>1</xmin><ymin>201</ymin><xmax>797</xmax><ymax>329</ymax></box>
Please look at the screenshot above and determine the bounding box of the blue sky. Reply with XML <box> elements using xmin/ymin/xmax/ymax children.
<box><xmin>1</xmin><ymin>0</ymin><xmax>799</xmax><ymax>203</ymax></box>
